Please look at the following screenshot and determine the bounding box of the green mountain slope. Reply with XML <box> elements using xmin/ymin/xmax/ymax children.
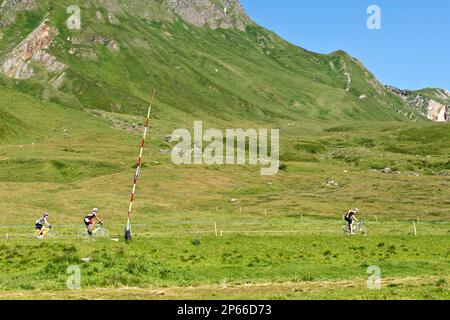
<box><xmin>0</xmin><ymin>0</ymin><xmax>448</xmax><ymax>222</ymax></box>
<box><xmin>414</xmin><ymin>88</ymin><xmax>450</xmax><ymax>106</ymax></box>
<box><xmin>0</xmin><ymin>0</ymin><xmax>418</xmax><ymax>127</ymax></box>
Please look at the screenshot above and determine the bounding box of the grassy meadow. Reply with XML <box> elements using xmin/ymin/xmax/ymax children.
<box><xmin>0</xmin><ymin>85</ymin><xmax>449</xmax><ymax>299</ymax></box>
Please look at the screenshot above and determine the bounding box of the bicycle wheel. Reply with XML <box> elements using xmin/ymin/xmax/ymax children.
<box><xmin>342</xmin><ymin>226</ymin><xmax>350</xmax><ymax>234</ymax></box>
<box><xmin>78</xmin><ymin>228</ymin><xmax>89</xmax><ymax>238</ymax></box>
<box><xmin>359</xmin><ymin>226</ymin><xmax>367</xmax><ymax>236</ymax></box>
<box><xmin>46</xmin><ymin>230</ymin><xmax>58</xmax><ymax>238</ymax></box>
<box><xmin>28</xmin><ymin>229</ymin><xmax>39</xmax><ymax>239</ymax></box>
<box><xmin>94</xmin><ymin>228</ymin><xmax>109</xmax><ymax>238</ymax></box>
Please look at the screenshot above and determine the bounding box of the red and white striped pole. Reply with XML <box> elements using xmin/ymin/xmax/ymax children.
<box><xmin>125</xmin><ymin>87</ymin><xmax>157</xmax><ymax>240</ymax></box>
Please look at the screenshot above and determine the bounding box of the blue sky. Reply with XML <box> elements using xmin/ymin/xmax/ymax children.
<box><xmin>240</xmin><ymin>0</ymin><xmax>449</xmax><ymax>90</ymax></box>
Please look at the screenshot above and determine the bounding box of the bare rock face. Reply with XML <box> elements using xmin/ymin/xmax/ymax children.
<box><xmin>168</xmin><ymin>0</ymin><xmax>250</xmax><ymax>31</ymax></box>
<box><xmin>386</xmin><ymin>85</ymin><xmax>449</xmax><ymax>122</ymax></box>
<box><xmin>427</xmin><ymin>99</ymin><xmax>449</xmax><ymax>122</ymax></box>
<box><xmin>1</xmin><ymin>19</ymin><xmax>66</xmax><ymax>79</ymax></box>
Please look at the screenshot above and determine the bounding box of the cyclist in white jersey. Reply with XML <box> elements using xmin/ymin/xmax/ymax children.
<box><xmin>35</xmin><ymin>213</ymin><xmax>52</xmax><ymax>239</ymax></box>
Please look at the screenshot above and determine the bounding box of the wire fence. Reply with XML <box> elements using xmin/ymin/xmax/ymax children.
<box><xmin>1</xmin><ymin>217</ymin><xmax>449</xmax><ymax>239</ymax></box>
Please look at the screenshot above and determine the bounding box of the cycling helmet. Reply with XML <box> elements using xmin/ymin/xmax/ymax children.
<box><xmin>44</xmin><ymin>213</ymin><xmax>49</xmax><ymax>217</ymax></box>
<box><xmin>92</xmin><ymin>208</ymin><xmax>99</xmax><ymax>212</ymax></box>
<box><xmin>354</xmin><ymin>208</ymin><xmax>360</xmax><ymax>214</ymax></box>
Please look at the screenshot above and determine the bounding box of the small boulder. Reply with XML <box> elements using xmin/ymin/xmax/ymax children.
<box><xmin>324</xmin><ymin>180</ymin><xmax>339</xmax><ymax>187</ymax></box>
<box><xmin>96</xmin><ymin>11</ymin><xmax>104</xmax><ymax>21</ymax></box>
<box><xmin>107</xmin><ymin>40</ymin><xmax>120</xmax><ymax>51</ymax></box>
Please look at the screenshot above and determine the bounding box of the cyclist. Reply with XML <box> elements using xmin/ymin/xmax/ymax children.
<box><xmin>84</xmin><ymin>208</ymin><xmax>103</xmax><ymax>237</ymax></box>
<box><xmin>35</xmin><ymin>213</ymin><xmax>52</xmax><ymax>239</ymax></box>
<box><xmin>344</xmin><ymin>208</ymin><xmax>360</xmax><ymax>235</ymax></box>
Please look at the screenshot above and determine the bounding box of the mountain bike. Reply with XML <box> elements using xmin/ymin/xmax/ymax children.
<box><xmin>78</xmin><ymin>222</ymin><xmax>109</xmax><ymax>239</ymax></box>
<box><xmin>342</xmin><ymin>220</ymin><xmax>367</xmax><ymax>236</ymax></box>
<box><xmin>28</xmin><ymin>225</ymin><xmax>58</xmax><ymax>239</ymax></box>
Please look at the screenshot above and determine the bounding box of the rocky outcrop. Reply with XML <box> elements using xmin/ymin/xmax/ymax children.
<box><xmin>0</xmin><ymin>0</ymin><xmax>36</xmax><ymax>27</ymax></box>
<box><xmin>418</xmin><ymin>88</ymin><xmax>450</xmax><ymax>106</ymax></box>
<box><xmin>436</xmin><ymin>89</ymin><xmax>450</xmax><ymax>101</ymax></box>
<box><xmin>106</xmin><ymin>39</ymin><xmax>120</xmax><ymax>51</ymax></box>
<box><xmin>89</xmin><ymin>34</ymin><xmax>120</xmax><ymax>52</ymax></box>
<box><xmin>427</xmin><ymin>99</ymin><xmax>449</xmax><ymax>122</ymax></box>
<box><xmin>386</xmin><ymin>85</ymin><xmax>449</xmax><ymax>122</ymax></box>
<box><xmin>168</xmin><ymin>0</ymin><xmax>250</xmax><ymax>31</ymax></box>
<box><xmin>1</xmin><ymin>19</ymin><xmax>66</xmax><ymax>79</ymax></box>
<box><xmin>1</xmin><ymin>0</ymin><xmax>250</xmax><ymax>30</ymax></box>
<box><xmin>0</xmin><ymin>0</ymin><xmax>35</xmax><ymax>10</ymax></box>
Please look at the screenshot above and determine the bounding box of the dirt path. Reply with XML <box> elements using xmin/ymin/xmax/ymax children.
<box><xmin>1</xmin><ymin>276</ymin><xmax>448</xmax><ymax>300</ymax></box>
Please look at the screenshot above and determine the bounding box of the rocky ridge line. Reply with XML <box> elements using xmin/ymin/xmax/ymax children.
<box><xmin>168</xmin><ymin>0</ymin><xmax>250</xmax><ymax>31</ymax></box>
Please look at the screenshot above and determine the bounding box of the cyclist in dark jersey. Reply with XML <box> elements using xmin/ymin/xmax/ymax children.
<box><xmin>344</xmin><ymin>208</ymin><xmax>360</xmax><ymax>234</ymax></box>
<box><xmin>84</xmin><ymin>208</ymin><xmax>103</xmax><ymax>237</ymax></box>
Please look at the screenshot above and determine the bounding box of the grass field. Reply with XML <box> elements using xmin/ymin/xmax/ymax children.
<box><xmin>0</xmin><ymin>1</ymin><xmax>449</xmax><ymax>300</ymax></box>
<box><xmin>1</xmin><ymin>105</ymin><xmax>449</xmax><ymax>299</ymax></box>
<box><xmin>0</xmin><ymin>87</ymin><xmax>449</xmax><ymax>299</ymax></box>
<box><xmin>0</xmin><ymin>221</ymin><xmax>449</xmax><ymax>299</ymax></box>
